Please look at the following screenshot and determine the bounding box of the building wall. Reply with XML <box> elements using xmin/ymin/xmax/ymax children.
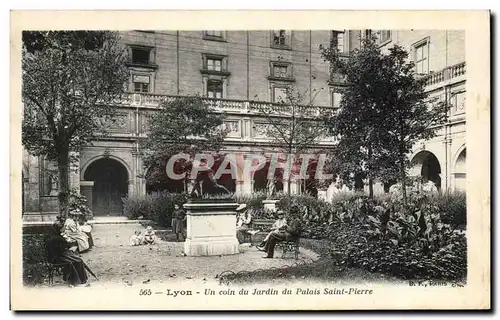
<box><xmin>379</xmin><ymin>30</ymin><xmax>465</xmax><ymax>71</ymax></box>
<box><xmin>22</xmin><ymin>29</ymin><xmax>467</xmax><ymax>216</ymax></box>
<box><xmin>119</xmin><ymin>30</ymin><xmax>336</xmax><ymax>106</ymax></box>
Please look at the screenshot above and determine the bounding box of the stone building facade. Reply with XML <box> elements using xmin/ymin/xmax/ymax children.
<box><xmin>22</xmin><ymin>29</ymin><xmax>466</xmax><ymax>219</ymax></box>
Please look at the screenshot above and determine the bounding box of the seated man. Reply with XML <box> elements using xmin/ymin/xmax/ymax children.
<box><xmin>262</xmin><ymin>209</ymin><xmax>302</xmax><ymax>259</ymax></box>
<box><xmin>257</xmin><ymin>210</ymin><xmax>287</xmax><ymax>249</ymax></box>
<box><xmin>235</xmin><ymin>204</ymin><xmax>252</xmax><ymax>244</ymax></box>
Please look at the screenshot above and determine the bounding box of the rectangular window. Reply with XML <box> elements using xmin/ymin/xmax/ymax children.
<box><xmin>273</xmin><ymin>65</ymin><xmax>288</xmax><ymax>78</ymax></box>
<box><xmin>207</xmin><ymin>80</ymin><xmax>223</xmax><ymax>99</ymax></box>
<box><xmin>273</xmin><ymin>87</ymin><xmax>288</xmax><ymax>103</ymax></box>
<box><xmin>331</xmin><ymin>31</ymin><xmax>345</xmax><ymax>53</ymax></box>
<box><xmin>132</xmin><ymin>74</ymin><xmax>150</xmax><ymax>93</ymax></box>
<box><xmin>273</xmin><ymin>30</ymin><xmax>287</xmax><ymax>46</ymax></box>
<box><xmin>377</xmin><ymin>30</ymin><xmax>391</xmax><ymax>44</ymax></box>
<box><xmin>131</xmin><ymin>47</ymin><xmax>151</xmax><ymax>65</ymax></box>
<box><xmin>271</xmin><ymin>30</ymin><xmax>291</xmax><ymax>49</ymax></box>
<box><xmin>205</xmin><ymin>30</ymin><xmax>223</xmax><ymax>38</ymax></box>
<box><xmin>207</xmin><ymin>58</ymin><xmax>222</xmax><ymax>72</ymax></box>
<box><xmin>414</xmin><ymin>40</ymin><xmax>429</xmax><ymax>74</ymax></box>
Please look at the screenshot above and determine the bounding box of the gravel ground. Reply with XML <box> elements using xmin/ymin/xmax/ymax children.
<box><xmin>78</xmin><ymin>223</ymin><xmax>318</xmax><ymax>287</ymax></box>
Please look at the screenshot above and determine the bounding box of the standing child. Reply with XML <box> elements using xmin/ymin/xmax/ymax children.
<box><xmin>171</xmin><ymin>204</ymin><xmax>186</xmax><ymax>242</ymax></box>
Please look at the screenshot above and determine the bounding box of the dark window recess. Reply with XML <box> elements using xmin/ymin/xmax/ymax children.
<box><xmin>131</xmin><ymin>48</ymin><xmax>151</xmax><ymax>64</ymax></box>
<box><xmin>134</xmin><ymin>82</ymin><xmax>149</xmax><ymax>93</ymax></box>
<box><xmin>206</xmin><ymin>31</ymin><xmax>223</xmax><ymax>38</ymax></box>
<box><xmin>207</xmin><ymin>80</ymin><xmax>223</xmax><ymax>99</ymax></box>
<box><xmin>273</xmin><ymin>30</ymin><xmax>287</xmax><ymax>46</ymax></box>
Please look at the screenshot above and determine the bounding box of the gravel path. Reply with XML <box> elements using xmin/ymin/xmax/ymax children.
<box><xmin>79</xmin><ymin>223</ymin><xmax>318</xmax><ymax>287</ymax></box>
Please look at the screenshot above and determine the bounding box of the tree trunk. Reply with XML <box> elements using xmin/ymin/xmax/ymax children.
<box><xmin>57</xmin><ymin>147</ymin><xmax>70</xmax><ymax>218</ymax></box>
<box><xmin>368</xmin><ymin>177</ymin><xmax>374</xmax><ymax>198</ymax></box>
<box><xmin>400</xmin><ymin>157</ymin><xmax>408</xmax><ymax>207</ymax></box>
<box><xmin>367</xmin><ymin>145</ymin><xmax>374</xmax><ymax>198</ymax></box>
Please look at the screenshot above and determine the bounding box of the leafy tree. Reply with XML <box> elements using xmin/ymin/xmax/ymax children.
<box><xmin>322</xmin><ymin>35</ymin><xmax>448</xmax><ymax>203</ymax></box>
<box><xmin>141</xmin><ymin>95</ymin><xmax>228</xmax><ymax>194</ymax></box>
<box><xmin>378</xmin><ymin>45</ymin><xmax>448</xmax><ymax>205</ymax></box>
<box><xmin>254</xmin><ymin>87</ymin><xmax>333</xmax><ymax>194</ymax></box>
<box><xmin>321</xmin><ymin>36</ymin><xmax>393</xmax><ymax>197</ymax></box>
<box><xmin>22</xmin><ymin>31</ymin><xmax>129</xmax><ymax>216</ymax></box>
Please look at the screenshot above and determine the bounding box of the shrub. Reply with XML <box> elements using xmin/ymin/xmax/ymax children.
<box><xmin>325</xmin><ymin>193</ymin><xmax>467</xmax><ymax>281</ymax></box>
<box><xmin>430</xmin><ymin>191</ymin><xmax>466</xmax><ymax>227</ymax></box>
<box><xmin>234</xmin><ymin>191</ymin><xmax>267</xmax><ymax>211</ymax></box>
<box><xmin>122</xmin><ymin>192</ymin><xmax>188</xmax><ymax>227</ymax></box>
<box><xmin>23</xmin><ymin>234</ymin><xmax>49</xmax><ymax>285</ymax></box>
<box><xmin>68</xmin><ymin>188</ymin><xmax>93</xmax><ymax>221</ymax></box>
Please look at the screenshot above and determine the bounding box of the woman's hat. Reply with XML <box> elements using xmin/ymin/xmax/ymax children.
<box><xmin>236</xmin><ymin>203</ymin><xmax>247</xmax><ymax>212</ymax></box>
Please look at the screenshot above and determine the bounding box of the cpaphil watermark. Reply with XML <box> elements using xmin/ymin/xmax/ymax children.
<box><xmin>164</xmin><ymin>152</ymin><xmax>333</xmax><ymax>183</ymax></box>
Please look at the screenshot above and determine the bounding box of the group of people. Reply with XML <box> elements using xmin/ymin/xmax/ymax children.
<box><xmin>129</xmin><ymin>226</ymin><xmax>157</xmax><ymax>246</ymax></box>
<box><xmin>235</xmin><ymin>204</ymin><xmax>303</xmax><ymax>259</ymax></box>
<box><xmin>129</xmin><ymin>203</ymin><xmax>186</xmax><ymax>245</ymax></box>
<box><xmin>59</xmin><ymin>209</ymin><xmax>93</xmax><ymax>254</ymax></box>
<box><xmin>46</xmin><ymin>211</ymin><xmax>96</xmax><ymax>287</ymax></box>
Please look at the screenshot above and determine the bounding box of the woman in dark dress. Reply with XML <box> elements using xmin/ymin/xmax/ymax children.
<box><xmin>171</xmin><ymin>204</ymin><xmax>186</xmax><ymax>242</ymax></box>
<box><xmin>45</xmin><ymin>223</ymin><xmax>90</xmax><ymax>287</ymax></box>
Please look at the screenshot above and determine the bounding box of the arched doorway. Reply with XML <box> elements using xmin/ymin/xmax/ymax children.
<box><xmin>454</xmin><ymin>148</ymin><xmax>466</xmax><ymax>191</ymax></box>
<box><xmin>84</xmin><ymin>158</ymin><xmax>129</xmax><ymax>216</ymax></box>
<box><xmin>410</xmin><ymin>151</ymin><xmax>442</xmax><ymax>189</ymax></box>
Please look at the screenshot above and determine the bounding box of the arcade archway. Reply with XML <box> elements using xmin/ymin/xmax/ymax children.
<box><xmin>454</xmin><ymin>148</ymin><xmax>466</xmax><ymax>191</ymax></box>
<box><xmin>410</xmin><ymin>151</ymin><xmax>442</xmax><ymax>189</ymax></box>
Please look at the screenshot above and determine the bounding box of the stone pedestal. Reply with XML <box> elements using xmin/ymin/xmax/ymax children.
<box><xmin>184</xmin><ymin>202</ymin><xmax>240</xmax><ymax>256</ymax></box>
<box><xmin>262</xmin><ymin>199</ymin><xmax>279</xmax><ymax>212</ymax></box>
<box><xmin>80</xmin><ymin>181</ymin><xmax>94</xmax><ymax>211</ymax></box>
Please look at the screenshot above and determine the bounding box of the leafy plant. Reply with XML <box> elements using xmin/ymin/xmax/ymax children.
<box><xmin>68</xmin><ymin>188</ymin><xmax>93</xmax><ymax>221</ymax></box>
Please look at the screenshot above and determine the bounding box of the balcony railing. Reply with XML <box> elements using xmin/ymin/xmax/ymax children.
<box><xmin>421</xmin><ymin>62</ymin><xmax>466</xmax><ymax>87</ymax></box>
<box><xmin>122</xmin><ymin>93</ymin><xmax>333</xmax><ymax>117</ymax></box>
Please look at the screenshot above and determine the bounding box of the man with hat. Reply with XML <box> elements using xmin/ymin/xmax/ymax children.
<box><xmin>261</xmin><ymin>208</ymin><xmax>302</xmax><ymax>259</ymax></box>
<box><xmin>235</xmin><ymin>203</ymin><xmax>252</xmax><ymax>244</ymax></box>
<box><xmin>256</xmin><ymin>210</ymin><xmax>287</xmax><ymax>250</ymax></box>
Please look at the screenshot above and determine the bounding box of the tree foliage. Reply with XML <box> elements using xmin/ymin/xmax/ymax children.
<box><xmin>321</xmin><ymin>35</ymin><xmax>448</xmax><ymax>201</ymax></box>
<box><xmin>254</xmin><ymin>87</ymin><xmax>334</xmax><ymax>194</ymax></box>
<box><xmin>22</xmin><ymin>31</ymin><xmax>129</xmax><ymax>215</ymax></box>
<box><xmin>141</xmin><ymin>95</ymin><xmax>228</xmax><ymax>188</ymax></box>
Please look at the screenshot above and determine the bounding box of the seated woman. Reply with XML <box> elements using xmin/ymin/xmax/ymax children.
<box><xmin>235</xmin><ymin>204</ymin><xmax>252</xmax><ymax>244</ymax></box>
<box><xmin>76</xmin><ymin>213</ymin><xmax>94</xmax><ymax>249</ymax></box>
<box><xmin>61</xmin><ymin>210</ymin><xmax>90</xmax><ymax>253</ymax></box>
<box><xmin>46</xmin><ymin>223</ymin><xmax>91</xmax><ymax>287</ymax></box>
<box><xmin>257</xmin><ymin>210</ymin><xmax>287</xmax><ymax>249</ymax></box>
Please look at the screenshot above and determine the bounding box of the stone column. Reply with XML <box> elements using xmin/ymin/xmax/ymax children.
<box><xmin>69</xmin><ymin>152</ymin><xmax>80</xmax><ymax>192</ymax></box>
<box><xmin>235</xmin><ymin>179</ymin><xmax>244</xmax><ymax>196</ymax></box>
<box><xmin>289</xmin><ymin>179</ymin><xmax>300</xmax><ymax>195</ymax></box>
<box><xmin>79</xmin><ymin>181</ymin><xmax>94</xmax><ymax>211</ymax></box>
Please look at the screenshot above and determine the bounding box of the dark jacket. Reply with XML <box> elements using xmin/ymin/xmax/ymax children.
<box><xmin>285</xmin><ymin>218</ymin><xmax>303</xmax><ymax>237</ymax></box>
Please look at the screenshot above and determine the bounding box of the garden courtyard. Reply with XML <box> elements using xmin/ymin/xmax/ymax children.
<box><xmin>48</xmin><ymin>221</ymin><xmax>321</xmax><ymax>287</ymax></box>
